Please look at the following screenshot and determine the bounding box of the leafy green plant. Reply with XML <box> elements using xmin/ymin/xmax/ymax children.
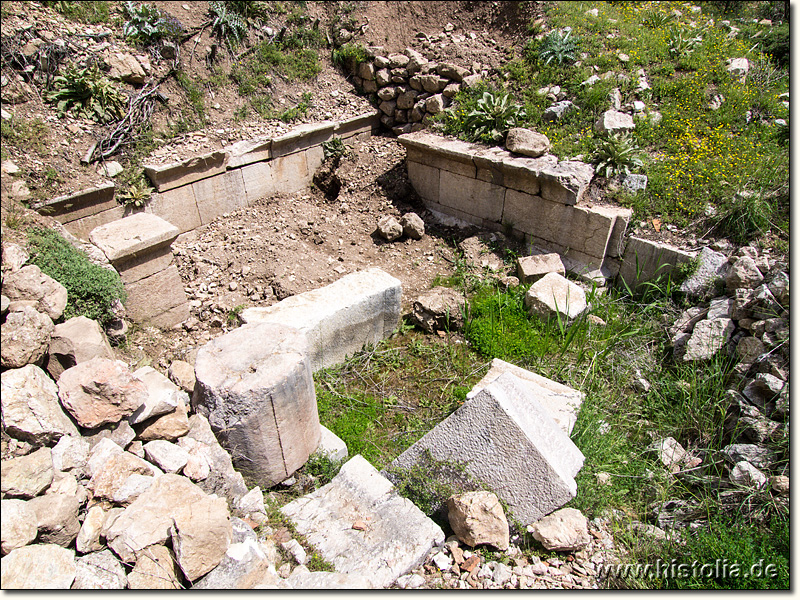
<box><xmin>460</xmin><ymin>91</ymin><xmax>526</xmax><ymax>143</ymax></box>
<box><xmin>592</xmin><ymin>133</ymin><xmax>644</xmax><ymax>178</ymax></box>
<box><xmin>208</xmin><ymin>0</ymin><xmax>249</xmax><ymax>49</ymax></box>
<box><xmin>26</xmin><ymin>228</ymin><xmax>127</xmax><ymax>326</ymax></box>
<box><xmin>538</xmin><ymin>29</ymin><xmax>578</xmax><ymax>66</ymax></box>
<box><xmin>116</xmin><ymin>178</ymin><xmax>153</xmax><ymax>208</ymax></box>
<box><xmin>322</xmin><ymin>136</ymin><xmax>348</xmax><ymax>160</ymax></box>
<box><xmin>46</xmin><ymin>64</ymin><xmax>126</xmax><ymax>123</ymax></box>
<box><xmin>226</xmin><ymin>304</ymin><xmax>246</xmax><ymax>326</ymax></box>
<box><xmin>331</xmin><ymin>43</ymin><xmax>368</xmax><ymax>71</ymax></box>
<box><xmin>122</xmin><ymin>1</ymin><xmax>183</xmax><ymax>45</ymax></box>
<box><xmin>641</xmin><ymin>9</ymin><xmax>676</xmax><ymax>29</ymax></box>
<box><xmin>666</xmin><ymin>28</ymin><xmax>702</xmax><ymax>58</ymax></box>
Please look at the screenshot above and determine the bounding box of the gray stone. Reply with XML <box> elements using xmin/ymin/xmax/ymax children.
<box><xmin>466</xmin><ymin>358</ymin><xmax>583</xmax><ymax>435</ymax></box>
<box><xmin>0</xmin><ymin>544</ymin><xmax>76</xmax><ymax>589</ymax></box>
<box><xmin>170</xmin><ymin>489</ymin><xmax>233</xmax><ymax>582</ymax></box>
<box><xmin>420</xmin><ymin>74</ymin><xmax>448</xmax><ymax>93</ymax></box>
<box><xmin>768</xmin><ymin>271</ymin><xmax>789</xmax><ymax>307</ymax></box>
<box><xmin>89</xmin><ymin>450</ymin><xmax>160</xmax><ymax>503</ymax></box>
<box><xmin>225</xmin><ymin>137</ymin><xmax>272</xmax><ymax>168</ymax></box>
<box><xmin>357</xmin><ymin>61</ymin><xmax>375</xmax><ymax>80</ymax></box>
<box><xmin>193</xmin><ymin>323</ymin><xmax>318</xmax><ymax>488</ymax></box>
<box><xmin>317</xmin><ymin>425</ymin><xmax>348</xmax><ymax>463</ymax></box>
<box><xmin>726</xmin><ymin>256</ymin><xmax>763</xmax><ymax>292</ymax></box>
<box><xmin>1</xmin><ymin>364</ymin><xmax>79</xmax><ymax>445</ymax></box>
<box><xmin>281</xmin><ymin>539</ymin><xmax>307</xmax><ymax>565</ymax></box>
<box><xmin>707</xmin><ymin>296</ymin><xmax>733</xmax><ymax>320</ymax></box>
<box><xmin>411</xmin><ymin>286</ymin><xmax>465</xmax><ymax>333</ymax></box>
<box><xmin>525</xmin><ymin>272</ymin><xmax>587</xmax><ymax>321</ymax></box>
<box><xmin>46</xmin><ymin>316</ymin><xmax>115</xmax><ymax>380</ymax></box>
<box><xmin>401</xmin><ymin>212</ymin><xmax>425</xmax><ymax>240</ymax></box>
<box><xmin>240</xmin><ymin>268</ymin><xmax>401</xmax><ymax>372</ymax></box>
<box><xmin>770</xmin><ymin>475</ymin><xmax>789</xmax><ymax>495</ymax></box>
<box><xmin>543</xmin><ymin>100</ymin><xmax>576</xmax><ymax>122</ymax></box>
<box><xmin>129</xmin><ymin>366</ymin><xmax>186</xmax><ymax>425</ymax></box>
<box><xmin>619</xmin><ymin>237</ymin><xmax>696</xmax><ymax>293</ymax></box>
<box><xmin>742</xmin><ymin>373</ymin><xmax>785</xmax><ymax>409</ymax></box>
<box><xmin>76</xmin><ymin>505</ymin><xmax>106</xmax><ymax>553</ymax></box>
<box><xmin>106</xmin><ymin>51</ymin><xmax>149</xmax><ymax>84</ymax></box>
<box><xmin>595</xmin><ymin>109</ymin><xmax>635</xmax><ymax>134</ymax></box>
<box><xmin>1</xmin><ymin>499</ymin><xmax>38</xmax><ymax>554</ymax></box>
<box><xmin>127</xmin><ymin>545</ymin><xmax>181</xmax><ymax>589</ymax></box>
<box><xmin>679</xmin><ymin>247</ymin><xmax>729</xmax><ymax>299</ymax></box>
<box><xmin>736</xmin><ymin>336</ymin><xmax>765</xmax><ymax>366</ymax></box>
<box><xmin>27</xmin><ymin>493</ymin><xmax>81</xmax><ymax>547</ymax></box>
<box><xmin>167</xmin><ymin>360</ymin><xmax>196</xmax><ymax>393</ymax></box>
<box><xmin>134</xmin><ymin>392</ymin><xmax>191</xmax><ymax>442</ymax></box>
<box><xmin>236</xmin><ymin>486</ymin><xmax>266</xmax><ymax>516</ymax></box>
<box><xmin>2</xmin><ymin>264</ymin><xmax>67</xmax><ymax>320</ymax></box>
<box><xmin>647</xmin><ymin>437</ymin><xmax>687</xmax><ymax>469</ymax></box>
<box><xmin>1</xmin><ymin>305</ymin><xmax>54</xmax><ymax>368</ymax></box>
<box><xmin>516</xmin><ymin>253</ymin><xmax>565</xmax><ymax>284</ymax></box>
<box><xmin>537</xmin><ymin>160</ymin><xmax>596</xmax><ymax>205</ymax></box>
<box><xmin>682</xmin><ymin>318</ymin><xmax>734</xmax><ymax>362</ymax></box>
<box><xmin>282</xmin><ymin>455</ymin><xmax>444</xmax><ymax>589</ymax></box>
<box><xmin>85</xmin><ymin>419</ymin><xmax>136</xmax><ymax>450</ymax></box>
<box><xmin>144</xmin><ymin>440</ymin><xmax>190</xmax><ymax>473</ymax></box>
<box><xmin>287</xmin><ymin>569</ymin><xmax>375</xmax><ymax>589</ymax></box>
<box><xmin>619</xmin><ymin>172</ymin><xmax>648</xmax><ymax>193</ymax></box>
<box><xmin>57</xmin><ymin>357</ymin><xmax>147</xmax><ymax>429</ymax></box>
<box><xmin>143</xmin><ymin>150</ymin><xmax>228</xmax><ymax>193</ymax></box>
<box><xmin>112</xmin><ymin>473</ymin><xmax>154</xmax><ymax>505</ymax></box>
<box><xmin>72</xmin><ymin>549</ymin><xmax>127</xmax><ymax>589</ymax></box>
<box><xmin>1</xmin><ymin>447</ymin><xmax>53</xmax><ymax>498</ymax></box>
<box><xmin>505</xmin><ymin>128</ymin><xmax>551</xmax><ymax>158</ymax></box>
<box><xmin>387</xmin><ymin>373</ymin><xmax>584</xmax><ymax>525</ymax></box>
<box><xmin>86</xmin><ymin>437</ymin><xmax>124</xmax><ymax>477</ymax></box>
<box><xmin>729</xmin><ymin>461</ymin><xmax>767</xmax><ymax>489</ymax></box>
<box><xmin>425</xmin><ymin>93</ymin><xmax>446</xmax><ymax>114</ymax></box>
<box><xmin>447</xmin><ymin>491</ymin><xmax>509</xmax><ymax>550</ymax></box>
<box><xmin>192</xmin><ymin>538</ymin><xmax>273</xmax><ymax>589</ymax></box>
<box><xmin>436</xmin><ymin>62</ymin><xmax>469</xmax><ymax>82</ymax></box>
<box><xmin>721</xmin><ymin>444</ymin><xmax>773</xmax><ymax>470</ymax></box>
<box><xmin>377</xmin><ymin>215</ymin><xmax>403</xmax><ymax>241</ymax></box>
<box><xmin>726</xmin><ymin>57</ymin><xmax>749</xmax><ymax>78</ymax></box>
<box><xmin>527</xmin><ymin>507</ymin><xmax>590</xmax><ymax>552</ymax></box>
<box><xmin>1</xmin><ymin>242</ymin><xmax>29</xmax><ymax>272</ymax></box>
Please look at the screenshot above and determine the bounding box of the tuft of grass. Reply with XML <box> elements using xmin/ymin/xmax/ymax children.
<box><xmin>41</xmin><ymin>1</ymin><xmax>110</xmax><ymax>24</ymax></box>
<box><xmin>1</xmin><ymin>117</ymin><xmax>50</xmax><ymax>154</ymax></box>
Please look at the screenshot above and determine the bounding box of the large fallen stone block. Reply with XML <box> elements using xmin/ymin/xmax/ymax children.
<box><xmin>386</xmin><ymin>372</ymin><xmax>584</xmax><ymax>525</ymax></box>
<box><xmin>193</xmin><ymin>322</ymin><xmax>320</xmax><ymax>487</ymax></box>
<box><xmin>240</xmin><ymin>268</ymin><xmax>401</xmax><ymax>372</ymax></box>
<box><xmin>618</xmin><ymin>236</ymin><xmax>696</xmax><ymax>292</ymax></box>
<box><xmin>281</xmin><ymin>455</ymin><xmax>444</xmax><ymax>589</ymax></box>
<box><xmin>466</xmin><ymin>358</ymin><xmax>583</xmax><ymax>435</ymax></box>
<box><xmin>525</xmin><ymin>272</ymin><xmax>587</xmax><ymax>321</ymax></box>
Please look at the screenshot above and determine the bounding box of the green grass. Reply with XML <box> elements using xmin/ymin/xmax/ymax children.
<box><xmin>41</xmin><ymin>0</ymin><xmax>110</xmax><ymax>24</ymax></box>
<box><xmin>1</xmin><ymin>117</ymin><xmax>50</xmax><ymax>154</ymax></box>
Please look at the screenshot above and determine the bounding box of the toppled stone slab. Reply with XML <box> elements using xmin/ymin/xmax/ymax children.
<box><xmin>89</xmin><ymin>213</ymin><xmax>179</xmax><ymax>265</ymax></box>
<box><xmin>387</xmin><ymin>372</ymin><xmax>584</xmax><ymax>525</ymax></box>
<box><xmin>525</xmin><ymin>272</ymin><xmax>587</xmax><ymax>321</ymax></box>
<box><xmin>466</xmin><ymin>358</ymin><xmax>583</xmax><ymax>435</ymax></box>
<box><xmin>516</xmin><ymin>253</ymin><xmax>565</xmax><ymax>284</ymax></box>
<box><xmin>618</xmin><ymin>237</ymin><xmax>696</xmax><ymax>292</ymax></box>
<box><xmin>193</xmin><ymin>322</ymin><xmax>320</xmax><ymax>488</ymax></box>
<box><xmin>240</xmin><ymin>268</ymin><xmax>401</xmax><ymax>372</ymax></box>
<box><xmin>144</xmin><ymin>150</ymin><xmax>229</xmax><ymax>193</ymax></box>
<box><xmin>281</xmin><ymin>455</ymin><xmax>444</xmax><ymax>589</ymax></box>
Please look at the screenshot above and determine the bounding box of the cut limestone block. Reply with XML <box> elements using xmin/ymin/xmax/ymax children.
<box><xmin>144</xmin><ymin>150</ymin><xmax>229</xmax><ymax>193</ymax></box>
<box><xmin>281</xmin><ymin>455</ymin><xmax>445</xmax><ymax>589</ymax></box>
<box><xmin>147</xmin><ymin>186</ymin><xmax>202</xmax><ymax>234</ymax></box>
<box><xmin>271</xmin><ymin>151</ymin><xmax>310</xmax><ymax>195</ymax></box>
<box><xmin>318</xmin><ymin>425</ymin><xmax>348</xmax><ymax>463</ymax></box>
<box><xmin>226</xmin><ymin>138</ymin><xmax>273</xmax><ymax>169</ymax></box>
<box><xmin>516</xmin><ymin>253</ymin><xmax>565</xmax><ymax>284</ymax></box>
<box><xmin>32</xmin><ymin>183</ymin><xmax>116</xmax><ymax>225</ymax></box>
<box><xmin>240</xmin><ymin>268</ymin><xmax>401</xmax><ymax>372</ymax></box>
<box><xmin>406</xmin><ymin>161</ymin><xmax>439</xmax><ymax>202</ymax></box>
<box><xmin>538</xmin><ymin>161</ymin><xmax>596</xmax><ymax>205</ymax></box>
<box><xmin>271</xmin><ymin>122</ymin><xmax>335</xmax><ymax>158</ymax></box>
<box><xmin>334</xmin><ymin>110</ymin><xmax>381</xmax><ymax>139</ymax></box>
<box><xmin>525</xmin><ymin>272</ymin><xmax>587</xmax><ymax>321</ymax></box>
<box><xmin>192</xmin><ymin>169</ymin><xmax>247</xmax><ymax>226</ymax></box>
<box><xmin>123</xmin><ymin>265</ymin><xmax>188</xmax><ymax>325</ymax></box>
<box><xmin>89</xmin><ymin>213</ymin><xmax>179</xmax><ymax>266</ymax></box>
<box><xmin>466</xmin><ymin>358</ymin><xmax>583</xmax><ymax>435</ymax></box>
<box><xmin>193</xmin><ymin>322</ymin><xmax>320</xmax><ymax>488</ymax></box>
<box><xmin>387</xmin><ymin>372</ymin><xmax>584</xmax><ymax>525</ymax></box>
<box><xmin>439</xmin><ymin>170</ymin><xmax>505</xmax><ymax>223</ymax></box>
<box><xmin>241</xmin><ymin>160</ymin><xmax>276</xmax><ymax>205</ymax></box>
<box><xmin>618</xmin><ymin>237</ymin><xmax>696</xmax><ymax>292</ymax></box>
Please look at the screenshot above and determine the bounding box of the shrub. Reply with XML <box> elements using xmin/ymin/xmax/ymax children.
<box><xmin>538</xmin><ymin>30</ymin><xmax>578</xmax><ymax>66</ymax></box>
<box><xmin>26</xmin><ymin>228</ymin><xmax>127</xmax><ymax>326</ymax></box>
<box><xmin>46</xmin><ymin>64</ymin><xmax>126</xmax><ymax>123</ymax></box>
<box><xmin>331</xmin><ymin>43</ymin><xmax>368</xmax><ymax>71</ymax></box>
<box><xmin>208</xmin><ymin>0</ymin><xmax>249</xmax><ymax>49</ymax></box>
<box><xmin>666</xmin><ymin>28</ymin><xmax>702</xmax><ymax>58</ymax></box>
<box><xmin>116</xmin><ymin>178</ymin><xmax>153</xmax><ymax>208</ymax></box>
<box><xmin>592</xmin><ymin>133</ymin><xmax>643</xmax><ymax>178</ymax></box>
<box><xmin>460</xmin><ymin>91</ymin><xmax>526</xmax><ymax>143</ymax></box>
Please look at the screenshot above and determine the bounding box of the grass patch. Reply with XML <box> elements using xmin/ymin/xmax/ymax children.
<box><xmin>41</xmin><ymin>0</ymin><xmax>110</xmax><ymax>24</ymax></box>
<box><xmin>1</xmin><ymin>117</ymin><xmax>50</xmax><ymax>154</ymax></box>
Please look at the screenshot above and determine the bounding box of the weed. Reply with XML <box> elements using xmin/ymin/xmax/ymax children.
<box><xmin>208</xmin><ymin>0</ymin><xmax>249</xmax><ymax>50</ymax></box>
<box><xmin>301</xmin><ymin>451</ymin><xmax>344</xmax><ymax>487</ymax></box>
<box><xmin>1</xmin><ymin>117</ymin><xmax>49</xmax><ymax>153</ymax></box>
<box><xmin>40</xmin><ymin>1</ymin><xmax>110</xmax><ymax>24</ymax></box>
<box><xmin>278</xmin><ymin>92</ymin><xmax>313</xmax><ymax>122</ymax></box>
<box><xmin>116</xmin><ymin>178</ymin><xmax>153</xmax><ymax>208</ymax></box>
<box><xmin>666</xmin><ymin>28</ymin><xmax>702</xmax><ymax>59</ymax></box>
<box><xmin>322</xmin><ymin>136</ymin><xmax>348</xmax><ymax>160</ymax></box>
<box><xmin>458</xmin><ymin>91</ymin><xmax>527</xmax><ymax>143</ymax></box>
<box><xmin>537</xmin><ymin>29</ymin><xmax>578</xmax><ymax>66</ymax></box>
<box><xmin>226</xmin><ymin>304</ymin><xmax>246</xmax><ymax>326</ymax></box>
<box><xmin>592</xmin><ymin>133</ymin><xmax>644</xmax><ymax>178</ymax></box>
<box><xmin>331</xmin><ymin>43</ymin><xmax>368</xmax><ymax>72</ymax></box>
<box><xmin>46</xmin><ymin>64</ymin><xmax>126</xmax><ymax>123</ymax></box>
<box><xmin>122</xmin><ymin>1</ymin><xmax>184</xmax><ymax>45</ymax></box>
<box><xmin>641</xmin><ymin>9</ymin><xmax>676</xmax><ymax>29</ymax></box>
<box><xmin>26</xmin><ymin>228</ymin><xmax>127</xmax><ymax>326</ymax></box>
<box><xmin>713</xmin><ymin>191</ymin><xmax>773</xmax><ymax>244</ymax></box>
<box><xmin>172</xmin><ymin>70</ymin><xmax>207</xmax><ymax>128</ymax></box>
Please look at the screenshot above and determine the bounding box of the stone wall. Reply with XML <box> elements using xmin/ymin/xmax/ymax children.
<box><xmin>34</xmin><ymin>112</ymin><xmax>380</xmax><ymax>240</ymax></box>
<box><xmin>398</xmin><ymin>132</ymin><xmax>632</xmax><ymax>280</ymax></box>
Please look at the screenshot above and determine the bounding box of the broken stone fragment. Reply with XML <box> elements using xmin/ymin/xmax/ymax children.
<box><xmin>376</xmin><ymin>215</ymin><xmax>403</xmax><ymax>241</ymax></box>
<box><xmin>527</xmin><ymin>507</ymin><xmax>590</xmax><ymax>552</ymax></box>
<box><xmin>447</xmin><ymin>491</ymin><xmax>510</xmax><ymax>551</ymax></box>
<box><xmin>411</xmin><ymin>286</ymin><xmax>465</xmax><ymax>333</ymax></box>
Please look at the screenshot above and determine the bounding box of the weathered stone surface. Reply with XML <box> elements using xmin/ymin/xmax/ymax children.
<box><xmin>106</xmin><ymin>51</ymin><xmax>149</xmax><ymax>84</ymax></box>
<box><xmin>466</xmin><ymin>358</ymin><xmax>583</xmax><ymax>435</ymax></box>
<box><xmin>387</xmin><ymin>373</ymin><xmax>584</xmax><ymax>525</ymax></box>
<box><xmin>193</xmin><ymin>322</ymin><xmax>318</xmax><ymax>488</ymax></box>
<box><xmin>377</xmin><ymin>215</ymin><xmax>403</xmax><ymax>241</ymax></box>
<box><xmin>144</xmin><ymin>440</ymin><xmax>190</xmax><ymax>474</ymax></box>
<box><xmin>144</xmin><ymin>150</ymin><xmax>229</xmax><ymax>193</ymax></box>
<box><xmin>135</xmin><ymin>391</ymin><xmax>191</xmax><ymax>442</ymax></box>
<box><xmin>148</xmin><ymin>186</ymin><xmax>202</xmax><ymax>234</ymax></box>
<box><xmin>679</xmin><ymin>247</ymin><xmax>729</xmax><ymax>299</ymax></box>
<box><xmin>112</xmin><ymin>473</ymin><xmax>155</xmax><ymax>505</ymax></box>
<box><xmin>726</xmin><ymin>57</ymin><xmax>749</xmax><ymax>78</ymax></box>
<box><xmin>72</xmin><ymin>549</ymin><xmax>127</xmax><ymax>589</ymax></box>
<box><xmin>240</xmin><ymin>268</ymin><xmax>401</xmax><ymax>372</ymax></box>
<box><xmin>730</xmin><ymin>461</ymin><xmax>767</xmax><ymax>489</ymax></box>
<box><xmin>647</xmin><ymin>437</ymin><xmax>687</xmax><ymax>469</ymax></box>
<box><xmin>439</xmin><ymin>170</ymin><xmax>505</xmax><ymax>222</ymax></box>
<box><xmin>46</xmin><ymin>316</ymin><xmax>115</xmax><ymax>380</ymax></box>
<box><xmin>76</xmin><ymin>505</ymin><xmax>106</xmax><ymax>553</ymax></box>
<box><xmin>1</xmin><ymin>499</ymin><xmax>38</xmax><ymax>554</ymax></box>
<box><xmin>770</xmin><ymin>475</ymin><xmax>789</xmax><ymax>495</ymax></box>
<box><xmin>721</xmin><ymin>444</ymin><xmax>774</xmax><ymax>470</ymax></box>
<box><xmin>447</xmin><ymin>491</ymin><xmax>509</xmax><ymax>550</ymax></box>
<box><xmin>167</xmin><ymin>359</ymin><xmax>196</xmax><ymax>393</ymax></box>
<box><xmin>1</xmin><ymin>364</ymin><xmax>79</xmax><ymax>444</ymax></box>
<box><xmin>1</xmin><ymin>305</ymin><xmax>54</xmax><ymax>368</ymax></box>
<box><xmin>1</xmin><ymin>242</ymin><xmax>29</xmax><ymax>272</ymax></box>
<box><xmin>539</xmin><ymin>160</ymin><xmax>596</xmax><ymax>205</ymax></box>
<box><xmin>225</xmin><ymin>137</ymin><xmax>272</xmax><ymax>169</ymax></box>
<box><xmin>317</xmin><ymin>425</ymin><xmax>348</xmax><ymax>463</ymax></box>
<box><xmin>192</xmin><ymin>538</ymin><xmax>272</xmax><ymax>589</ymax></box>
<box><xmin>85</xmin><ymin>419</ymin><xmax>136</xmax><ymax>451</ymax></box>
<box><xmin>282</xmin><ymin>455</ymin><xmax>444</xmax><ymax>589</ymax></box>
<box><xmin>27</xmin><ymin>493</ymin><xmax>81</xmax><ymax>547</ymax></box>
<box><xmin>288</xmin><ymin>568</ymin><xmax>375</xmax><ymax>589</ymax></box>
<box><xmin>89</xmin><ymin>451</ymin><xmax>160</xmax><ymax>502</ymax></box>
<box><xmin>236</xmin><ymin>486</ymin><xmax>266</xmax><ymax>516</ymax></box>
<box><xmin>595</xmin><ymin>109</ymin><xmax>635</xmax><ymax>134</ymax></box>
<box><xmin>0</xmin><ymin>544</ymin><xmax>76</xmax><ymax>588</ymax></box>
<box><xmin>742</xmin><ymin>373</ymin><xmax>785</xmax><ymax>410</ymax></box>
<box><xmin>171</xmin><ymin>492</ymin><xmax>232</xmax><ymax>582</ymax></box>
<box><xmin>401</xmin><ymin>212</ymin><xmax>425</xmax><ymax>240</ymax></box>
<box><xmin>682</xmin><ymin>318</ymin><xmax>735</xmax><ymax>362</ymax></box>
<box><xmin>505</xmin><ymin>128</ymin><xmax>551</xmax><ymax>158</ymax></box>
<box><xmin>1</xmin><ymin>447</ymin><xmax>54</xmax><ymax>498</ymax></box>
<box><xmin>525</xmin><ymin>272</ymin><xmax>587</xmax><ymax>321</ymax></box>
<box><xmin>86</xmin><ymin>437</ymin><xmax>124</xmax><ymax>476</ymax></box>
<box><xmin>517</xmin><ymin>253</ymin><xmax>565</xmax><ymax>284</ymax></box>
<box><xmin>527</xmin><ymin>508</ymin><xmax>590</xmax><ymax>551</ymax></box>
<box><xmin>123</xmin><ymin>265</ymin><xmax>188</xmax><ymax>325</ymax></box>
<box><xmin>2</xmin><ymin>264</ymin><xmax>67</xmax><ymax>320</ymax></box>
<box><xmin>89</xmin><ymin>212</ymin><xmax>178</xmax><ymax>265</ymax></box>
<box><xmin>618</xmin><ymin>237</ymin><xmax>696</xmax><ymax>292</ymax></box>
<box><xmin>57</xmin><ymin>357</ymin><xmax>147</xmax><ymax>429</ymax></box>
<box><xmin>542</xmin><ymin>100</ymin><xmax>576</xmax><ymax>122</ymax></box>
<box><xmin>726</xmin><ymin>256</ymin><xmax>763</xmax><ymax>292</ymax></box>
<box><xmin>127</xmin><ymin>545</ymin><xmax>181</xmax><ymax>589</ymax></box>
<box><xmin>707</xmin><ymin>296</ymin><xmax>733</xmax><ymax>320</ymax></box>
<box><xmin>193</xmin><ymin>169</ymin><xmax>248</xmax><ymax>225</ymax></box>
<box><xmin>768</xmin><ymin>271</ymin><xmax>789</xmax><ymax>308</ymax></box>
<box><xmin>180</xmin><ymin>414</ymin><xmax>247</xmax><ymax>502</ymax></box>
<box><xmin>411</xmin><ymin>286</ymin><xmax>465</xmax><ymax>333</ymax></box>
<box><xmin>130</xmin><ymin>366</ymin><xmax>185</xmax><ymax>425</ymax></box>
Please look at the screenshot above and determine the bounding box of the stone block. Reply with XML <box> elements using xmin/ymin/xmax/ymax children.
<box><xmin>270</xmin><ymin>151</ymin><xmax>310</xmax><ymax>195</ymax></box>
<box><xmin>241</xmin><ymin>160</ymin><xmax>275</xmax><ymax>205</ymax></box>
<box><xmin>226</xmin><ymin>138</ymin><xmax>272</xmax><ymax>169</ymax></box>
<box><xmin>89</xmin><ymin>213</ymin><xmax>179</xmax><ymax>264</ymax></box>
<box><xmin>538</xmin><ymin>161</ymin><xmax>595</xmax><ymax>205</ymax></box>
<box><xmin>193</xmin><ymin>170</ymin><xmax>247</xmax><ymax>225</ymax></box>
<box><xmin>525</xmin><ymin>272</ymin><xmax>588</xmax><ymax>321</ymax></box>
<box><xmin>193</xmin><ymin>322</ymin><xmax>320</xmax><ymax>487</ymax></box>
<box><xmin>423</xmin><ymin>200</ymin><xmax>489</xmax><ymax>230</ymax></box>
<box><xmin>618</xmin><ymin>237</ymin><xmax>696</xmax><ymax>292</ymax></box>
<box><xmin>406</xmin><ymin>161</ymin><xmax>439</xmax><ymax>202</ymax></box>
<box><xmin>606</xmin><ymin>208</ymin><xmax>632</xmax><ymax>259</ymax></box>
<box><xmin>282</xmin><ymin>455</ymin><xmax>445</xmax><ymax>589</ymax></box>
<box><xmin>271</xmin><ymin>122</ymin><xmax>336</xmax><ymax>158</ymax></box>
<box><xmin>517</xmin><ymin>253</ymin><xmax>565</xmax><ymax>284</ymax></box>
<box><xmin>33</xmin><ymin>183</ymin><xmax>116</xmax><ymax>223</ymax></box>
<box><xmin>240</xmin><ymin>268</ymin><xmax>401</xmax><ymax>372</ymax></box>
<box><xmin>63</xmin><ymin>206</ymin><xmax>127</xmax><ymax>241</ymax></box>
<box><xmin>439</xmin><ymin>170</ymin><xmax>505</xmax><ymax>223</ymax></box>
<box><xmin>466</xmin><ymin>358</ymin><xmax>583</xmax><ymax>436</ymax></box>
<box><xmin>335</xmin><ymin>111</ymin><xmax>381</xmax><ymax>139</ymax></box>
<box><xmin>148</xmin><ymin>302</ymin><xmax>191</xmax><ymax>329</ymax></box>
<box><xmin>114</xmin><ymin>246</ymin><xmax>173</xmax><ymax>284</ymax></box>
<box><xmin>405</xmin><ymin>147</ymin><xmax>475</xmax><ymax>177</ymax></box>
<box><xmin>387</xmin><ymin>372</ymin><xmax>584</xmax><ymax>525</ymax></box>
<box><xmin>144</xmin><ymin>150</ymin><xmax>229</xmax><ymax>193</ymax></box>
<box><xmin>124</xmin><ymin>265</ymin><xmax>187</xmax><ymax>323</ymax></box>
<box><xmin>147</xmin><ymin>186</ymin><xmax>202</xmax><ymax>234</ymax></box>
<box><xmin>305</xmin><ymin>144</ymin><xmax>325</xmax><ymax>175</ymax></box>
<box><xmin>317</xmin><ymin>425</ymin><xmax>348</xmax><ymax>463</ymax></box>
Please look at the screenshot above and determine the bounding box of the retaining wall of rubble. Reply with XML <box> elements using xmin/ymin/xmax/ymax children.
<box><xmin>34</xmin><ymin>112</ymin><xmax>380</xmax><ymax>240</ymax></box>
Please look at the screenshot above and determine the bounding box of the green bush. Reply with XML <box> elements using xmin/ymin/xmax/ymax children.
<box><xmin>26</xmin><ymin>228</ymin><xmax>127</xmax><ymax>326</ymax></box>
<box><xmin>331</xmin><ymin>43</ymin><xmax>368</xmax><ymax>72</ymax></box>
<box><xmin>46</xmin><ymin>64</ymin><xmax>126</xmax><ymax>123</ymax></box>
<box><xmin>455</xmin><ymin>91</ymin><xmax>526</xmax><ymax>144</ymax></box>
<box><xmin>538</xmin><ymin>30</ymin><xmax>578</xmax><ymax>66</ymax></box>
<box><xmin>592</xmin><ymin>133</ymin><xmax>644</xmax><ymax>178</ymax></box>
